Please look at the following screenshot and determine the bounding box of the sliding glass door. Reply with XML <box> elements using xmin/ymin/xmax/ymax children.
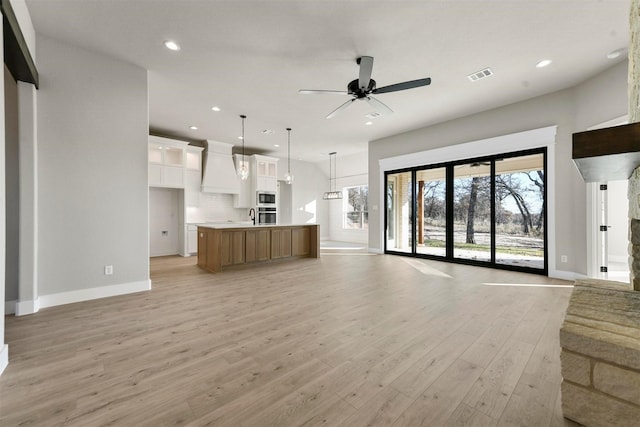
<box><xmin>416</xmin><ymin>167</ymin><xmax>447</xmax><ymax>257</ymax></box>
<box><xmin>494</xmin><ymin>154</ymin><xmax>545</xmax><ymax>269</ymax></box>
<box><xmin>453</xmin><ymin>162</ymin><xmax>491</xmax><ymax>262</ymax></box>
<box><xmin>386</xmin><ymin>171</ymin><xmax>413</xmax><ymax>254</ymax></box>
<box><xmin>385</xmin><ymin>149</ymin><xmax>547</xmax><ymax>274</ymax></box>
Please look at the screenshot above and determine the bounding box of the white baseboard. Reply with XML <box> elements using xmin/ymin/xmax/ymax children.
<box><xmin>0</xmin><ymin>344</ymin><xmax>8</xmax><ymax>376</ymax></box>
<box><xmin>368</xmin><ymin>247</ymin><xmax>383</xmax><ymax>254</ymax></box>
<box><xmin>15</xmin><ymin>298</ymin><xmax>40</xmax><ymax>316</ymax></box>
<box><xmin>38</xmin><ymin>280</ymin><xmax>151</xmax><ymax>310</ymax></box>
<box><xmin>548</xmin><ymin>269</ymin><xmax>585</xmax><ymax>282</ymax></box>
<box><xmin>4</xmin><ymin>300</ymin><xmax>16</xmax><ymax>315</ymax></box>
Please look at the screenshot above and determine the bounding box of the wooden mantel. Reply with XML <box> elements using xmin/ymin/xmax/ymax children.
<box><xmin>572</xmin><ymin>122</ymin><xmax>640</xmax><ymax>182</ymax></box>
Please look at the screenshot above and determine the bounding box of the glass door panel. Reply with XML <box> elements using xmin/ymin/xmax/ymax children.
<box><xmin>416</xmin><ymin>167</ymin><xmax>447</xmax><ymax>256</ymax></box>
<box><xmin>453</xmin><ymin>162</ymin><xmax>491</xmax><ymax>261</ymax></box>
<box><xmin>386</xmin><ymin>171</ymin><xmax>413</xmax><ymax>253</ymax></box>
<box><xmin>495</xmin><ymin>154</ymin><xmax>545</xmax><ymax>269</ymax></box>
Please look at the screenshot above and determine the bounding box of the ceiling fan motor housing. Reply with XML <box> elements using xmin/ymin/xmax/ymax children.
<box><xmin>348</xmin><ymin>79</ymin><xmax>376</xmax><ymax>98</ymax></box>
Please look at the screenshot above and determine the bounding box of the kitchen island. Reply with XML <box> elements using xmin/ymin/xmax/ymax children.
<box><xmin>197</xmin><ymin>224</ymin><xmax>319</xmax><ymax>273</ymax></box>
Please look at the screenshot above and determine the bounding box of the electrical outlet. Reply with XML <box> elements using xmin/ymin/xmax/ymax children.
<box><xmin>561</xmin><ymin>255</ymin><xmax>568</xmax><ymax>263</ymax></box>
<box><xmin>104</xmin><ymin>265</ymin><xmax>113</xmax><ymax>275</ymax></box>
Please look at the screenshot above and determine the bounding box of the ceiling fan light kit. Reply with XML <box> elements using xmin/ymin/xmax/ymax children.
<box><xmin>300</xmin><ymin>55</ymin><xmax>431</xmax><ymax>119</ymax></box>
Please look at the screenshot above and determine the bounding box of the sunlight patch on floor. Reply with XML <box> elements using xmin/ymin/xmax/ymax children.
<box><xmin>482</xmin><ymin>282</ymin><xmax>574</xmax><ymax>288</ymax></box>
<box><xmin>399</xmin><ymin>257</ymin><xmax>453</xmax><ymax>278</ymax></box>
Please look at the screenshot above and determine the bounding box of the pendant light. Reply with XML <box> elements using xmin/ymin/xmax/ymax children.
<box><xmin>238</xmin><ymin>114</ymin><xmax>249</xmax><ymax>180</ymax></box>
<box><xmin>323</xmin><ymin>152</ymin><xmax>342</xmax><ymax>200</ymax></box>
<box><xmin>284</xmin><ymin>127</ymin><xmax>294</xmax><ymax>184</ymax></box>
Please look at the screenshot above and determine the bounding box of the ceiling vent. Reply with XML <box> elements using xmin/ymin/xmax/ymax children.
<box><xmin>467</xmin><ymin>67</ymin><xmax>493</xmax><ymax>82</ymax></box>
<box><xmin>365</xmin><ymin>112</ymin><xmax>382</xmax><ymax>119</ymax></box>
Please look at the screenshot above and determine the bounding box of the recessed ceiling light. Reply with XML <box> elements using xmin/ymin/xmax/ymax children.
<box><xmin>365</xmin><ymin>121</ymin><xmax>373</xmax><ymax>126</ymax></box>
<box><xmin>607</xmin><ymin>48</ymin><xmax>626</xmax><ymax>59</ymax></box>
<box><xmin>262</xmin><ymin>129</ymin><xmax>274</xmax><ymax>135</ymax></box>
<box><xmin>237</xmin><ymin>136</ymin><xmax>244</xmax><ymax>140</ymax></box>
<box><xmin>164</xmin><ymin>40</ymin><xmax>181</xmax><ymax>51</ymax></box>
<box><xmin>274</xmin><ymin>144</ymin><xmax>280</xmax><ymax>147</ymax></box>
<box><xmin>211</xmin><ymin>106</ymin><xmax>221</xmax><ymax>112</ymax></box>
<box><xmin>189</xmin><ymin>125</ymin><xmax>198</xmax><ymax>130</ymax></box>
<box><xmin>536</xmin><ymin>59</ymin><xmax>552</xmax><ymax>68</ymax></box>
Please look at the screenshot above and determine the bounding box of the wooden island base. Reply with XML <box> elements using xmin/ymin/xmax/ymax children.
<box><xmin>197</xmin><ymin>224</ymin><xmax>319</xmax><ymax>273</ymax></box>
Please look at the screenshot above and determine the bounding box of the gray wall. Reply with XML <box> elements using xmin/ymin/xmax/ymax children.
<box><xmin>36</xmin><ymin>35</ymin><xmax>149</xmax><ymax>295</ymax></box>
<box><xmin>4</xmin><ymin>66</ymin><xmax>18</xmax><ymax>303</ymax></box>
<box><xmin>369</xmin><ymin>60</ymin><xmax>628</xmax><ymax>276</ymax></box>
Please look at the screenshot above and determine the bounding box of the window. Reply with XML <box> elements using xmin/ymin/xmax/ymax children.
<box><xmin>343</xmin><ymin>185</ymin><xmax>368</xmax><ymax>229</ymax></box>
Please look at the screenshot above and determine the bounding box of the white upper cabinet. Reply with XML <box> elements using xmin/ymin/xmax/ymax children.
<box><xmin>253</xmin><ymin>155</ymin><xmax>278</xmax><ymax>192</ymax></box>
<box><xmin>148</xmin><ymin>136</ymin><xmax>203</xmax><ymax>190</ymax></box>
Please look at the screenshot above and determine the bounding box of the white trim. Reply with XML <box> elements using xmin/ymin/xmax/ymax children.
<box><xmin>368</xmin><ymin>247</ymin><xmax>384</xmax><ymax>254</ymax></box>
<box><xmin>4</xmin><ymin>300</ymin><xmax>15</xmax><ymax>315</ymax></box>
<box><xmin>15</xmin><ymin>298</ymin><xmax>40</xmax><ymax>316</ymax></box>
<box><xmin>609</xmin><ymin>254</ymin><xmax>628</xmax><ymax>264</ymax></box>
<box><xmin>0</xmin><ymin>344</ymin><xmax>8</xmax><ymax>376</ymax></box>
<box><xmin>378</xmin><ymin>126</ymin><xmax>557</xmax><ymax>172</ymax></box>
<box><xmin>38</xmin><ymin>280</ymin><xmax>151</xmax><ymax>309</ymax></box>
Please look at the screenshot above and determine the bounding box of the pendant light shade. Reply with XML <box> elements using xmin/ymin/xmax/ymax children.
<box><xmin>238</xmin><ymin>114</ymin><xmax>249</xmax><ymax>180</ymax></box>
<box><xmin>284</xmin><ymin>127</ymin><xmax>294</xmax><ymax>184</ymax></box>
<box><xmin>323</xmin><ymin>152</ymin><xmax>342</xmax><ymax>200</ymax></box>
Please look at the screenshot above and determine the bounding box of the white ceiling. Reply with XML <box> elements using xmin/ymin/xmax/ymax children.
<box><xmin>25</xmin><ymin>0</ymin><xmax>629</xmax><ymax>163</ymax></box>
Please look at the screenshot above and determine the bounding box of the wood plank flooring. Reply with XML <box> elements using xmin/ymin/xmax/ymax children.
<box><xmin>0</xmin><ymin>251</ymin><xmax>580</xmax><ymax>426</ymax></box>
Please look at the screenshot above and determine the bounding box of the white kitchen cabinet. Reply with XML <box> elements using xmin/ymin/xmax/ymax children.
<box><xmin>187</xmin><ymin>225</ymin><xmax>198</xmax><ymax>254</ymax></box>
<box><xmin>252</xmin><ymin>155</ymin><xmax>278</xmax><ymax>192</ymax></box>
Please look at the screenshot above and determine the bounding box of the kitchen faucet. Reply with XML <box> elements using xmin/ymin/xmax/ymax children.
<box><xmin>249</xmin><ymin>208</ymin><xmax>256</xmax><ymax>225</ymax></box>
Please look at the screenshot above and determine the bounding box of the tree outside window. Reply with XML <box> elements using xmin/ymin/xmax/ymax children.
<box><xmin>343</xmin><ymin>185</ymin><xmax>368</xmax><ymax>229</ymax></box>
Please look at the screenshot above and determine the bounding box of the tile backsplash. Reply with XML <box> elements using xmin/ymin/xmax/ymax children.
<box><xmin>186</xmin><ymin>193</ymin><xmax>251</xmax><ymax>223</ymax></box>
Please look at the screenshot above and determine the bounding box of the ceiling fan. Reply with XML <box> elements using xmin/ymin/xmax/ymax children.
<box><xmin>299</xmin><ymin>56</ymin><xmax>431</xmax><ymax>119</ymax></box>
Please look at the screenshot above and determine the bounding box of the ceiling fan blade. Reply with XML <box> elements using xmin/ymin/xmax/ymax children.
<box><xmin>358</xmin><ymin>56</ymin><xmax>374</xmax><ymax>90</ymax></box>
<box><xmin>372</xmin><ymin>77</ymin><xmax>431</xmax><ymax>94</ymax></box>
<box><xmin>299</xmin><ymin>89</ymin><xmax>348</xmax><ymax>95</ymax></box>
<box><xmin>326</xmin><ymin>98</ymin><xmax>356</xmax><ymax>119</ymax></box>
<box><xmin>365</xmin><ymin>96</ymin><xmax>393</xmax><ymax>115</ymax></box>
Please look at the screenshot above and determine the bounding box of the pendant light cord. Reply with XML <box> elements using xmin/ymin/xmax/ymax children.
<box><xmin>287</xmin><ymin>128</ymin><xmax>291</xmax><ymax>174</ymax></box>
<box><xmin>240</xmin><ymin>115</ymin><xmax>246</xmax><ymax>162</ymax></box>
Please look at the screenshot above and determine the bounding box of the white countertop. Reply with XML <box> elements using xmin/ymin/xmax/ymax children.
<box><xmin>195</xmin><ymin>222</ymin><xmax>317</xmax><ymax>230</ymax></box>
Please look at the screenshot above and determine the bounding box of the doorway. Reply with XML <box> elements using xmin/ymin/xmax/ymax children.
<box><xmin>149</xmin><ymin>187</ymin><xmax>183</xmax><ymax>256</ymax></box>
<box><xmin>588</xmin><ymin>180</ymin><xmax>630</xmax><ymax>283</ymax></box>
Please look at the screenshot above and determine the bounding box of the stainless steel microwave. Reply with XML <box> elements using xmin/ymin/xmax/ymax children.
<box><xmin>257</xmin><ymin>191</ymin><xmax>276</xmax><ymax>206</ymax></box>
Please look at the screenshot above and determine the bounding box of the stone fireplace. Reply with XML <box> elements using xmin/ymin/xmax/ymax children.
<box><xmin>560</xmin><ymin>1</ymin><xmax>640</xmax><ymax>425</ymax></box>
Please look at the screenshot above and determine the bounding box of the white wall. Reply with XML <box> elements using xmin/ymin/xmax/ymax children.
<box><xmin>322</xmin><ymin>151</ymin><xmax>369</xmax><ymax>243</ymax></box>
<box><xmin>369</xmin><ymin>60</ymin><xmax>628</xmax><ymax>277</ymax></box>
<box><xmin>36</xmin><ymin>35</ymin><xmax>149</xmax><ymax>302</ymax></box>
<box><xmin>186</xmin><ymin>193</ymin><xmax>250</xmax><ymax>223</ymax></box>
<box><xmin>283</xmin><ymin>158</ymin><xmax>329</xmax><ymax>238</ymax></box>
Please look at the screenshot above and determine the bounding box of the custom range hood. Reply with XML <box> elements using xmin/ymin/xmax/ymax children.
<box><xmin>201</xmin><ymin>140</ymin><xmax>241</xmax><ymax>194</ymax></box>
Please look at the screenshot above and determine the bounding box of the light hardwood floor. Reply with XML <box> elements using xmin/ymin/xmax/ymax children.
<box><xmin>1</xmin><ymin>251</ymin><xmax>580</xmax><ymax>426</ymax></box>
